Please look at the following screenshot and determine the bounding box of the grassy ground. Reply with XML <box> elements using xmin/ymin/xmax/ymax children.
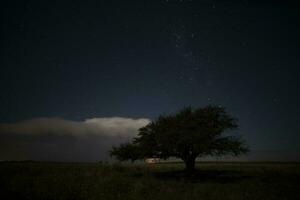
<box><xmin>1</xmin><ymin>162</ymin><xmax>299</xmax><ymax>200</ymax></box>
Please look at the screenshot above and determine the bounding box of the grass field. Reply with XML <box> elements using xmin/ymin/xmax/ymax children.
<box><xmin>1</xmin><ymin>162</ymin><xmax>299</xmax><ymax>200</ymax></box>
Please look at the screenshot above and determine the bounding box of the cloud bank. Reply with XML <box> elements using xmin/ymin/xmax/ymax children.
<box><xmin>0</xmin><ymin>117</ymin><xmax>150</xmax><ymax>162</ymax></box>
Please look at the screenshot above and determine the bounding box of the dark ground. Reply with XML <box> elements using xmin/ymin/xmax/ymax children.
<box><xmin>1</xmin><ymin>162</ymin><xmax>299</xmax><ymax>200</ymax></box>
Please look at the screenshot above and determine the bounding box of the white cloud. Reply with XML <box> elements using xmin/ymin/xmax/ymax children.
<box><xmin>83</xmin><ymin>117</ymin><xmax>151</xmax><ymax>137</ymax></box>
<box><xmin>0</xmin><ymin>117</ymin><xmax>150</xmax><ymax>137</ymax></box>
<box><xmin>0</xmin><ymin>117</ymin><xmax>150</xmax><ymax>161</ymax></box>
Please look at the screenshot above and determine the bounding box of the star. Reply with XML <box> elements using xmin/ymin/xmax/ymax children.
<box><xmin>272</xmin><ymin>98</ymin><xmax>279</xmax><ymax>103</ymax></box>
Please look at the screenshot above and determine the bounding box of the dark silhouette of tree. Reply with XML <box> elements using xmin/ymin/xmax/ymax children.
<box><xmin>110</xmin><ymin>106</ymin><xmax>249</xmax><ymax>172</ymax></box>
<box><xmin>110</xmin><ymin>143</ymin><xmax>140</xmax><ymax>163</ymax></box>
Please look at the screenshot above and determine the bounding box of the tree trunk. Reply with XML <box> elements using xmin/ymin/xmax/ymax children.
<box><xmin>184</xmin><ymin>156</ymin><xmax>196</xmax><ymax>173</ymax></box>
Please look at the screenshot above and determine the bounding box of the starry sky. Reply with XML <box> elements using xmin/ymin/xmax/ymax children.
<box><xmin>0</xmin><ymin>0</ymin><xmax>299</xmax><ymax>161</ymax></box>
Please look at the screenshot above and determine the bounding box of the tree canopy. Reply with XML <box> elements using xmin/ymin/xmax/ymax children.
<box><xmin>110</xmin><ymin>106</ymin><xmax>249</xmax><ymax>172</ymax></box>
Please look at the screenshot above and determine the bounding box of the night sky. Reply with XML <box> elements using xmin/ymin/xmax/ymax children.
<box><xmin>1</xmin><ymin>0</ymin><xmax>299</xmax><ymax>161</ymax></box>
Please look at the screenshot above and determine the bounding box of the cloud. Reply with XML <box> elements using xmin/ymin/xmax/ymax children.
<box><xmin>0</xmin><ymin>117</ymin><xmax>150</xmax><ymax>162</ymax></box>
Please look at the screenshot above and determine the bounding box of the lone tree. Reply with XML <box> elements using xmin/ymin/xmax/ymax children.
<box><xmin>110</xmin><ymin>106</ymin><xmax>249</xmax><ymax>172</ymax></box>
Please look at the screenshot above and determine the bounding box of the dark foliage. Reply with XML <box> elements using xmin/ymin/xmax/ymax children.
<box><xmin>110</xmin><ymin>106</ymin><xmax>249</xmax><ymax>171</ymax></box>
